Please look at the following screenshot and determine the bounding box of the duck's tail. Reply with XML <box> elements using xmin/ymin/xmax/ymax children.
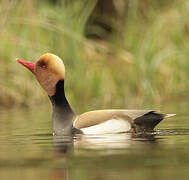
<box><xmin>133</xmin><ymin>111</ymin><xmax>176</xmax><ymax>133</ymax></box>
<box><xmin>164</xmin><ymin>114</ymin><xmax>176</xmax><ymax>118</ymax></box>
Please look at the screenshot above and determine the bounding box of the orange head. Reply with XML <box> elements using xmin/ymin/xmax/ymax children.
<box><xmin>17</xmin><ymin>53</ymin><xmax>65</xmax><ymax>96</ymax></box>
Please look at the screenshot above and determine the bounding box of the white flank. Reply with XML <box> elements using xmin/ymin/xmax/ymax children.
<box><xmin>80</xmin><ymin>119</ymin><xmax>131</xmax><ymax>135</ymax></box>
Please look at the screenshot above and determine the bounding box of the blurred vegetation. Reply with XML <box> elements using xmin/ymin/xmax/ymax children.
<box><xmin>0</xmin><ymin>0</ymin><xmax>188</xmax><ymax>112</ymax></box>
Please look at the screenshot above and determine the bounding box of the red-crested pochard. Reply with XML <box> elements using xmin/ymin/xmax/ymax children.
<box><xmin>17</xmin><ymin>53</ymin><xmax>175</xmax><ymax>135</ymax></box>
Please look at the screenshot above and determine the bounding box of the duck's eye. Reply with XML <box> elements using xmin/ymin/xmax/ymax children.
<box><xmin>38</xmin><ymin>61</ymin><xmax>47</xmax><ymax>69</ymax></box>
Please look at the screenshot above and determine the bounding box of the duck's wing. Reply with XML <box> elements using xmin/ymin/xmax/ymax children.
<box><xmin>73</xmin><ymin>110</ymin><xmax>133</xmax><ymax>134</ymax></box>
<box><xmin>73</xmin><ymin>109</ymin><xmax>175</xmax><ymax>133</ymax></box>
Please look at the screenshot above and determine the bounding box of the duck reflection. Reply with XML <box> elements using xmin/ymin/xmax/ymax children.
<box><xmin>53</xmin><ymin>132</ymin><xmax>157</xmax><ymax>155</ymax></box>
<box><xmin>50</xmin><ymin>136</ymin><xmax>73</xmax><ymax>180</ymax></box>
<box><xmin>51</xmin><ymin>132</ymin><xmax>157</xmax><ymax>180</ymax></box>
<box><xmin>53</xmin><ymin>135</ymin><xmax>73</xmax><ymax>154</ymax></box>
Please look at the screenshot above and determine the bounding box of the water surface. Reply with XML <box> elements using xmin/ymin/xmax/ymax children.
<box><xmin>0</xmin><ymin>102</ymin><xmax>188</xmax><ymax>180</ymax></box>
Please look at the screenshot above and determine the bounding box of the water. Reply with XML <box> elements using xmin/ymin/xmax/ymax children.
<box><xmin>0</xmin><ymin>102</ymin><xmax>188</xmax><ymax>180</ymax></box>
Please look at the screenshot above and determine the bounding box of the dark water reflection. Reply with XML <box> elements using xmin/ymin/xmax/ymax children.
<box><xmin>0</xmin><ymin>102</ymin><xmax>189</xmax><ymax>180</ymax></box>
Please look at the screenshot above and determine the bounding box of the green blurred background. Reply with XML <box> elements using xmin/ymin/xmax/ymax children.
<box><xmin>0</xmin><ymin>0</ymin><xmax>188</xmax><ymax>112</ymax></box>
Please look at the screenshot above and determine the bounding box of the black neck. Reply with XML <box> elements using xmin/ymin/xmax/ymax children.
<box><xmin>49</xmin><ymin>80</ymin><xmax>75</xmax><ymax>135</ymax></box>
<box><xmin>49</xmin><ymin>80</ymin><xmax>73</xmax><ymax>111</ymax></box>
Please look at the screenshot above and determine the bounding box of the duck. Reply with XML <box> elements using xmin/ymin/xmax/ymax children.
<box><xmin>16</xmin><ymin>53</ymin><xmax>175</xmax><ymax>135</ymax></box>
